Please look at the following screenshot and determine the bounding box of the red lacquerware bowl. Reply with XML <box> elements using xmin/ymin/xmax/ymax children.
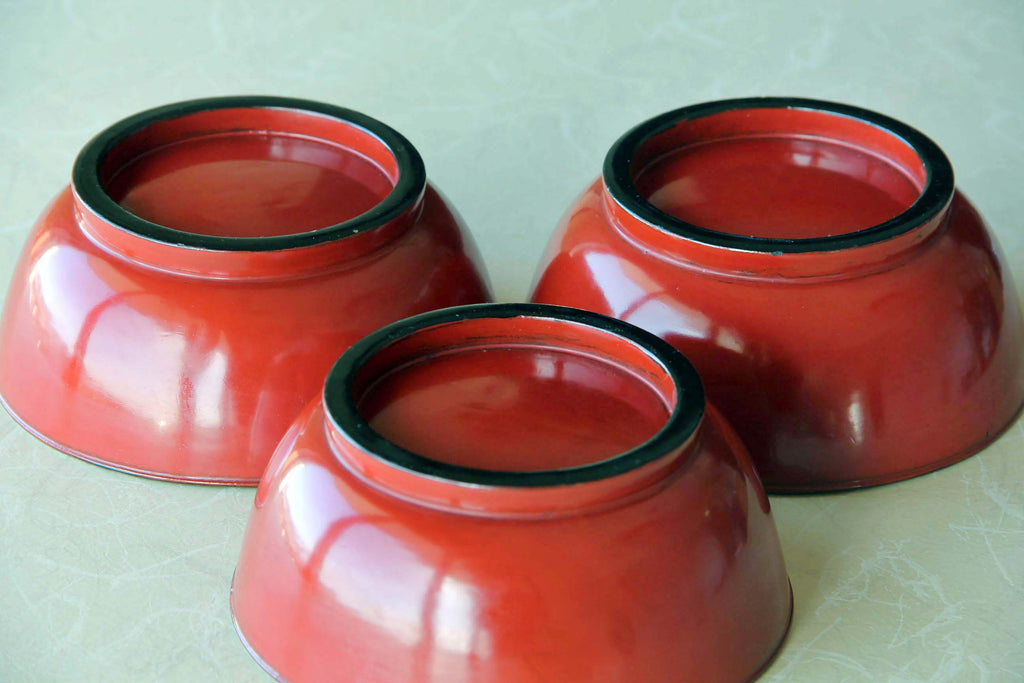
<box><xmin>231</xmin><ymin>303</ymin><xmax>792</xmax><ymax>683</ymax></box>
<box><xmin>531</xmin><ymin>97</ymin><xmax>1024</xmax><ymax>492</ymax></box>
<box><xmin>0</xmin><ymin>96</ymin><xmax>491</xmax><ymax>485</ymax></box>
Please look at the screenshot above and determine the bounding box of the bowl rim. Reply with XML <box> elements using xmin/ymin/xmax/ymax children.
<box><xmin>72</xmin><ymin>95</ymin><xmax>427</xmax><ymax>252</ymax></box>
<box><xmin>323</xmin><ymin>303</ymin><xmax>706</xmax><ymax>488</ymax></box>
<box><xmin>603</xmin><ymin>96</ymin><xmax>955</xmax><ymax>254</ymax></box>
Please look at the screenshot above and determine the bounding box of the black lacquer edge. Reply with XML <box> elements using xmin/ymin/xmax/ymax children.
<box><xmin>323</xmin><ymin>303</ymin><xmax>706</xmax><ymax>488</ymax></box>
<box><xmin>72</xmin><ymin>95</ymin><xmax>426</xmax><ymax>252</ymax></box>
<box><xmin>603</xmin><ymin>96</ymin><xmax>956</xmax><ymax>254</ymax></box>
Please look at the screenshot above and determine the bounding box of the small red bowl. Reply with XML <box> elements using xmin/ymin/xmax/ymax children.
<box><xmin>0</xmin><ymin>96</ymin><xmax>491</xmax><ymax>484</ymax></box>
<box><xmin>531</xmin><ymin>97</ymin><xmax>1024</xmax><ymax>491</ymax></box>
<box><xmin>231</xmin><ymin>303</ymin><xmax>792</xmax><ymax>682</ymax></box>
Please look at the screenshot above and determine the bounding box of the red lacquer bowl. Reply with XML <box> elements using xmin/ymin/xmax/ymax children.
<box><xmin>231</xmin><ymin>304</ymin><xmax>792</xmax><ymax>682</ymax></box>
<box><xmin>0</xmin><ymin>96</ymin><xmax>491</xmax><ymax>485</ymax></box>
<box><xmin>531</xmin><ymin>97</ymin><xmax>1024</xmax><ymax>491</ymax></box>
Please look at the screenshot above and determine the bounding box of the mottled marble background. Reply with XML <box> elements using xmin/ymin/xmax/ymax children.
<box><xmin>1</xmin><ymin>0</ymin><xmax>1022</xmax><ymax>680</ymax></box>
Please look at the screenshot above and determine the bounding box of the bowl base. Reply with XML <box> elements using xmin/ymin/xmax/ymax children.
<box><xmin>0</xmin><ymin>391</ymin><xmax>259</xmax><ymax>486</ymax></box>
<box><xmin>230</xmin><ymin>581</ymin><xmax>289</xmax><ymax>683</ymax></box>
<box><xmin>764</xmin><ymin>398</ymin><xmax>1024</xmax><ymax>493</ymax></box>
<box><xmin>229</xmin><ymin>572</ymin><xmax>793</xmax><ymax>683</ymax></box>
<box><xmin>745</xmin><ymin>580</ymin><xmax>794</xmax><ymax>682</ymax></box>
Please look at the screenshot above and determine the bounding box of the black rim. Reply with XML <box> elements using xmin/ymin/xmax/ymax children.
<box><xmin>324</xmin><ymin>303</ymin><xmax>705</xmax><ymax>488</ymax></box>
<box><xmin>72</xmin><ymin>95</ymin><xmax>426</xmax><ymax>252</ymax></box>
<box><xmin>604</xmin><ymin>97</ymin><xmax>955</xmax><ymax>254</ymax></box>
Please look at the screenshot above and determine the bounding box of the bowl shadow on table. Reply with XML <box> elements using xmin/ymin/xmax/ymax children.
<box><xmin>759</xmin><ymin>483</ymin><xmax>868</xmax><ymax>681</ymax></box>
<box><xmin>758</xmin><ymin>430</ymin><xmax>1024</xmax><ymax>682</ymax></box>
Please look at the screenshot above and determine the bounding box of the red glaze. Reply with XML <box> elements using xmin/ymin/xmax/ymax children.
<box><xmin>231</xmin><ymin>304</ymin><xmax>792</xmax><ymax>682</ymax></box>
<box><xmin>108</xmin><ymin>134</ymin><xmax>394</xmax><ymax>238</ymax></box>
<box><xmin>0</xmin><ymin>97</ymin><xmax>492</xmax><ymax>485</ymax></box>
<box><xmin>531</xmin><ymin>98</ymin><xmax>1024</xmax><ymax>491</ymax></box>
<box><xmin>360</xmin><ymin>346</ymin><xmax>670</xmax><ymax>471</ymax></box>
<box><xmin>636</xmin><ymin>137</ymin><xmax>921</xmax><ymax>238</ymax></box>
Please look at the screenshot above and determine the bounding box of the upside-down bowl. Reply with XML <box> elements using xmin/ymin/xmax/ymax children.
<box><xmin>231</xmin><ymin>303</ymin><xmax>792</xmax><ymax>682</ymax></box>
<box><xmin>531</xmin><ymin>97</ymin><xmax>1024</xmax><ymax>491</ymax></box>
<box><xmin>0</xmin><ymin>96</ymin><xmax>491</xmax><ymax>484</ymax></box>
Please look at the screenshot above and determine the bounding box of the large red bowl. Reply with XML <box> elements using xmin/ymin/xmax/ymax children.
<box><xmin>531</xmin><ymin>97</ymin><xmax>1024</xmax><ymax>491</ymax></box>
<box><xmin>0</xmin><ymin>96</ymin><xmax>491</xmax><ymax>484</ymax></box>
<box><xmin>231</xmin><ymin>303</ymin><xmax>792</xmax><ymax>682</ymax></box>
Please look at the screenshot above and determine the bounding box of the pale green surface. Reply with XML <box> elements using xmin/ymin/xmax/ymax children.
<box><xmin>1</xmin><ymin>0</ymin><xmax>1023</xmax><ymax>680</ymax></box>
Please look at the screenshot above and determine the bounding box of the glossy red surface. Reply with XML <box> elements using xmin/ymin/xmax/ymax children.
<box><xmin>531</xmin><ymin>99</ymin><xmax>1024</xmax><ymax>491</ymax></box>
<box><xmin>0</xmin><ymin>98</ymin><xmax>492</xmax><ymax>485</ymax></box>
<box><xmin>360</xmin><ymin>346</ymin><xmax>669</xmax><ymax>471</ymax></box>
<box><xmin>231</xmin><ymin>305</ymin><xmax>792</xmax><ymax>682</ymax></box>
<box><xmin>108</xmin><ymin>134</ymin><xmax>393</xmax><ymax>237</ymax></box>
<box><xmin>636</xmin><ymin>137</ymin><xmax>921</xmax><ymax>238</ymax></box>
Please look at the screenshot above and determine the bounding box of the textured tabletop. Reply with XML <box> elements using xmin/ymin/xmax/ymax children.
<box><xmin>2</xmin><ymin>1</ymin><xmax>1023</xmax><ymax>680</ymax></box>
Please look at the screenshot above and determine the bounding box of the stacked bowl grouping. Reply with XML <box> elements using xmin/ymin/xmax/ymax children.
<box><xmin>0</xmin><ymin>96</ymin><xmax>491</xmax><ymax>484</ymax></box>
<box><xmin>531</xmin><ymin>97</ymin><xmax>1024</xmax><ymax>491</ymax></box>
<box><xmin>231</xmin><ymin>304</ymin><xmax>792</xmax><ymax>682</ymax></box>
